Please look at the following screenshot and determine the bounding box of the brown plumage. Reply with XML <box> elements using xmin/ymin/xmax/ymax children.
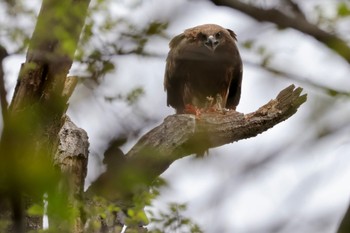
<box><xmin>164</xmin><ymin>24</ymin><xmax>243</xmax><ymax>114</ymax></box>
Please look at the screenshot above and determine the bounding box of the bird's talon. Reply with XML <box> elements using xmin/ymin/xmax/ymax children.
<box><xmin>184</xmin><ymin>104</ymin><xmax>201</xmax><ymax>116</ymax></box>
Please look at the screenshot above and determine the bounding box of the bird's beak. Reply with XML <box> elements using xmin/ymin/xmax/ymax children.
<box><xmin>204</xmin><ymin>35</ymin><xmax>219</xmax><ymax>51</ymax></box>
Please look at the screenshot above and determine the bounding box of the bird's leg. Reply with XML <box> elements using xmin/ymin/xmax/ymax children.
<box><xmin>201</xmin><ymin>96</ymin><xmax>215</xmax><ymax>113</ymax></box>
<box><xmin>205</xmin><ymin>96</ymin><xmax>214</xmax><ymax>108</ymax></box>
<box><xmin>215</xmin><ymin>94</ymin><xmax>223</xmax><ymax>112</ymax></box>
<box><xmin>215</xmin><ymin>94</ymin><xmax>229</xmax><ymax>113</ymax></box>
<box><xmin>203</xmin><ymin>94</ymin><xmax>226</xmax><ymax>113</ymax></box>
<box><xmin>203</xmin><ymin>94</ymin><xmax>228</xmax><ymax>113</ymax></box>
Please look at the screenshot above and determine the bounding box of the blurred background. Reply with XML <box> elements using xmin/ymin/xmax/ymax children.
<box><xmin>1</xmin><ymin>0</ymin><xmax>350</xmax><ymax>232</ymax></box>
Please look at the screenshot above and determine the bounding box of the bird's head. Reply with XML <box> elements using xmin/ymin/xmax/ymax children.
<box><xmin>168</xmin><ymin>24</ymin><xmax>238</xmax><ymax>60</ymax></box>
<box><xmin>198</xmin><ymin>32</ymin><xmax>221</xmax><ymax>51</ymax></box>
<box><xmin>184</xmin><ymin>24</ymin><xmax>237</xmax><ymax>53</ymax></box>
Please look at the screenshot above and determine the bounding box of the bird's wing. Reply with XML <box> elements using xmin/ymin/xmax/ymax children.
<box><xmin>164</xmin><ymin>33</ymin><xmax>187</xmax><ymax>113</ymax></box>
<box><xmin>226</xmin><ymin>58</ymin><xmax>243</xmax><ymax>109</ymax></box>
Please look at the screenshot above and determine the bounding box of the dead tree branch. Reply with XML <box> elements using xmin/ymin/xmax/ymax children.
<box><xmin>126</xmin><ymin>85</ymin><xmax>306</xmax><ymax>181</ymax></box>
<box><xmin>86</xmin><ymin>85</ymin><xmax>306</xmax><ymax>231</ymax></box>
<box><xmin>54</xmin><ymin>116</ymin><xmax>89</xmax><ymax>233</ymax></box>
<box><xmin>211</xmin><ymin>0</ymin><xmax>350</xmax><ymax>64</ymax></box>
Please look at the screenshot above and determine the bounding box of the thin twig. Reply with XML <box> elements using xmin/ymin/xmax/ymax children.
<box><xmin>244</xmin><ymin>60</ymin><xmax>350</xmax><ymax>97</ymax></box>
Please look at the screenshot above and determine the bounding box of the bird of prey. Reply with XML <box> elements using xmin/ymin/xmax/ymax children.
<box><xmin>164</xmin><ymin>24</ymin><xmax>243</xmax><ymax>114</ymax></box>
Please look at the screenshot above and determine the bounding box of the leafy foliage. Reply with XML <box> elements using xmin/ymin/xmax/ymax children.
<box><xmin>73</xmin><ymin>0</ymin><xmax>169</xmax><ymax>87</ymax></box>
<box><xmin>1</xmin><ymin>0</ymin><xmax>350</xmax><ymax>232</ymax></box>
<box><xmin>0</xmin><ymin>0</ymin><xmax>37</xmax><ymax>53</ymax></box>
<box><xmin>148</xmin><ymin>203</ymin><xmax>203</xmax><ymax>233</ymax></box>
<box><xmin>337</xmin><ymin>2</ymin><xmax>350</xmax><ymax>17</ymax></box>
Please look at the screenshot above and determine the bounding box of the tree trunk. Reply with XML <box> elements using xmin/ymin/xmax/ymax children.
<box><xmin>0</xmin><ymin>0</ymin><xmax>90</xmax><ymax>232</ymax></box>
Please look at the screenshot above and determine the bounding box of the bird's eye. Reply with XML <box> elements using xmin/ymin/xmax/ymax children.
<box><xmin>199</xmin><ymin>33</ymin><xmax>207</xmax><ymax>41</ymax></box>
<box><xmin>216</xmin><ymin>32</ymin><xmax>222</xmax><ymax>38</ymax></box>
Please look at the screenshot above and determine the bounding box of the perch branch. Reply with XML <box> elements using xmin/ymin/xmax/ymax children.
<box><xmin>86</xmin><ymin>85</ymin><xmax>306</xmax><ymax>231</ymax></box>
<box><xmin>210</xmin><ymin>0</ymin><xmax>350</xmax><ymax>64</ymax></box>
<box><xmin>126</xmin><ymin>85</ymin><xmax>306</xmax><ymax>178</ymax></box>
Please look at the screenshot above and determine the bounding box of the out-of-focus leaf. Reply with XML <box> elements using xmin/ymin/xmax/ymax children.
<box><xmin>107</xmin><ymin>204</ymin><xmax>121</xmax><ymax>213</ymax></box>
<box><xmin>145</xmin><ymin>22</ymin><xmax>168</xmax><ymax>35</ymax></box>
<box><xmin>102</xmin><ymin>60</ymin><xmax>115</xmax><ymax>73</ymax></box>
<box><xmin>27</xmin><ymin>204</ymin><xmax>44</xmax><ymax>216</ymax></box>
<box><xmin>126</xmin><ymin>87</ymin><xmax>145</xmax><ymax>105</ymax></box>
<box><xmin>147</xmin><ymin>202</ymin><xmax>203</xmax><ymax>232</ymax></box>
<box><xmin>242</xmin><ymin>40</ymin><xmax>254</xmax><ymax>49</ymax></box>
<box><xmin>337</xmin><ymin>2</ymin><xmax>350</xmax><ymax>17</ymax></box>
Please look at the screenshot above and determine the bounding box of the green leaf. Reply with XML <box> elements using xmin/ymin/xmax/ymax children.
<box><xmin>145</xmin><ymin>21</ymin><xmax>168</xmax><ymax>35</ymax></box>
<box><xmin>337</xmin><ymin>2</ymin><xmax>350</xmax><ymax>17</ymax></box>
<box><xmin>242</xmin><ymin>40</ymin><xmax>254</xmax><ymax>49</ymax></box>
<box><xmin>102</xmin><ymin>60</ymin><xmax>115</xmax><ymax>73</ymax></box>
<box><xmin>126</xmin><ymin>87</ymin><xmax>145</xmax><ymax>105</ymax></box>
<box><xmin>27</xmin><ymin>204</ymin><xmax>44</xmax><ymax>216</ymax></box>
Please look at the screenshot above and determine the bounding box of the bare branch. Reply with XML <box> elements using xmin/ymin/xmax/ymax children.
<box><xmin>126</xmin><ymin>85</ymin><xmax>307</xmax><ymax>179</ymax></box>
<box><xmin>211</xmin><ymin>0</ymin><xmax>350</xmax><ymax>64</ymax></box>
<box><xmin>284</xmin><ymin>0</ymin><xmax>306</xmax><ymax>19</ymax></box>
<box><xmin>244</xmin><ymin>60</ymin><xmax>350</xmax><ymax>97</ymax></box>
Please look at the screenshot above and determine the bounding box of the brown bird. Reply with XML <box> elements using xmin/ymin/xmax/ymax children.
<box><xmin>164</xmin><ymin>24</ymin><xmax>243</xmax><ymax>114</ymax></box>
